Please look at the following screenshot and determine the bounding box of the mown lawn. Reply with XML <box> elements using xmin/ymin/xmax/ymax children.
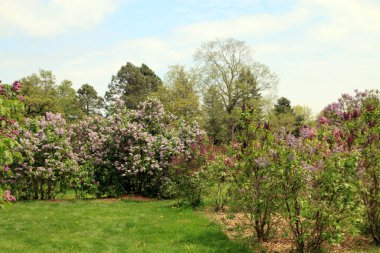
<box><xmin>0</xmin><ymin>199</ymin><xmax>251</xmax><ymax>253</ymax></box>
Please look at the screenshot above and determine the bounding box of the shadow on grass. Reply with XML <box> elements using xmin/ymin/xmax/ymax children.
<box><xmin>178</xmin><ymin>230</ymin><xmax>252</xmax><ymax>253</ymax></box>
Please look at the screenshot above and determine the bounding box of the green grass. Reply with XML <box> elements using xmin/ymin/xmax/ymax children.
<box><xmin>0</xmin><ymin>199</ymin><xmax>251</xmax><ymax>253</ymax></box>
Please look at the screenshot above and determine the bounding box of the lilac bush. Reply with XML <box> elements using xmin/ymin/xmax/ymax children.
<box><xmin>68</xmin><ymin>115</ymin><xmax>108</xmax><ymax>197</ymax></box>
<box><xmin>276</xmin><ymin>126</ymin><xmax>359</xmax><ymax>252</ymax></box>
<box><xmin>0</xmin><ymin>81</ymin><xmax>24</xmax><ymax>166</ymax></box>
<box><xmin>69</xmin><ymin>99</ymin><xmax>205</xmax><ymax>197</ymax></box>
<box><xmin>321</xmin><ymin>89</ymin><xmax>380</xmax><ymax>245</ymax></box>
<box><xmin>7</xmin><ymin>113</ymin><xmax>78</xmax><ymax>200</ymax></box>
<box><xmin>225</xmin><ymin>107</ymin><xmax>360</xmax><ymax>250</ymax></box>
<box><xmin>170</xmin><ymin>135</ymin><xmax>213</xmax><ymax>208</ymax></box>
<box><xmin>0</xmin><ymin>81</ymin><xmax>23</xmax><ymax>207</ymax></box>
<box><xmin>230</xmin><ymin>118</ymin><xmax>280</xmax><ymax>242</ymax></box>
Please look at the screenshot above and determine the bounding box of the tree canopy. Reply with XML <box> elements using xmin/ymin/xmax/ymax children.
<box><xmin>20</xmin><ymin>70</ymin><xmax>83</xmax><ymax>121</ymax></box>
<box><xmin>194</xmin><ymin>38</ymin><xmax>278</xmax><ymax>141</ymax></box>
<box><xmin>77</xmin><ymin>83</ymin><xmax>104</xmax><ymax>115</ymax></box>
<box><xmin>155</xmin><ymin>64</ymin><xmax>202</xmax><ymax>123</ymax></box>
<box><xmin>105</xmin><ymin>62</ymin><xmax>162</xmax><ymax>109</ymax></box>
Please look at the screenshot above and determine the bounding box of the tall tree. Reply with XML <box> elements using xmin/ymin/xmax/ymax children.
<box><xmin>202</xmin><ymin>86</ymin><xmax>228</xmax><ymax>144</ymax></box>
<box><xmin>77</xmin><ymin>83</ymin><xmax>104</xmax><ymax>115</ymax></box>
<box><xmin>20</xmin><ymin>70</ymin><xmax>83</xmax><ymax>121</ymax></box>
<box><xmin>293</xmin><ymin>105</ymin><xmax>313</xmax><ymax>124</ymax></box>
<box><xmin>20</xmin><ymin>69</ymin><xmax>59</xmax><ymax>117</ymax></box>
<box><xmin>155</xmin><ymin>65</ymin><xmax>202</xmax><ymax>123</ymax></box>
<box><xmin>274</xmin><ymin>97</ymin><xmax>293</xmax><ymax>115</ymax></box>
<box><xmin>195</xmin><ymin>38</ymin><xmax>278</xmax><ymax>141</ymax></box>
<box><xmin>105</xmin><ymin>62</ymin><xmax>162</xmax><ymax>109</ymax></box>
<box><xmin>56</xmin><ymin>80</ymin><xmax>84</xmax><ymax>121</ymax></box>
<box><xmin>268</xmin><ymin>97</ymin><xmax>298</xmax><ymax>134</ymax></box>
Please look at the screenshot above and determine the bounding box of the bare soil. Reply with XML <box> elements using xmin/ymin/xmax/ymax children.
<box><xmin>206</xmin><ymin>208</ymin><xmax>376</xmax><ymax>253</ymax></box>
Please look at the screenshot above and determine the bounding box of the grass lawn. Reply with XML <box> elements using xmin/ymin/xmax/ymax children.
<box><xmin>0</xmin><ymin>199</ymin><xmax>251</xmax><ymax>253</ymax></box>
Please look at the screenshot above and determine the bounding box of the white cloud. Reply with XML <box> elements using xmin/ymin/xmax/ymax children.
<box><xmin>0</xmin><ymin>0</ymin><xmax>119</xmax><ymax>36</ymax></box>
<box><xmin>302</xmin><ymin>0</ymin><xmax>380</xmax><ymax>43</ymax></box>
<box><xmin>176</xmin><ymin>7</ymin><xmax>311</xmax><ymax>42</ymax></box>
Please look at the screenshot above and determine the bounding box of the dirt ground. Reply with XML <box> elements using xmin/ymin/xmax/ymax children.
<box><xmin>205</xmin><ymin>209</ymin><xmax>375</xmax><ymax>253</ymax></box>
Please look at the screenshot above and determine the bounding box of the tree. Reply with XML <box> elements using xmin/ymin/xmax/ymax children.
<box><xmin>202</xmin><ymin>87</ymin><xmax>228</xmax><ymax>144</ymax></box>
<box><xmin>105</xmin><ymin>62</ymin><xmax>162</xmax><ymax>109</ymax></box>
<box><xmin>274</xmin><ymin>97</ymin><xmax>292</xmax><ymax>115</ymax></box>
<box><xmin>20</xmin><ymin>69</ymin><xmax>58</xmax><ymax>117</ymax></box>
<box><xmin>56</xmin><ymin>80</ymin><xmax>84</xmax><ymax>121</ymax></box>
<box><xmin>19</xmin><ymin>70</ymin><xmax>83</xmax><ymax>121</ymax></box>
<box><xmin>77</xmin><ymin>84</ymin><xmax>104</xmax><ymax>115</ymax></box>
<box><xmin>155</xmin><ymin>65</ymin><xmax>202</xmax><ymax>123</ymax></box>
<box><xmin>194</xmin><ymin>38</ymin><xmax>278</xmax><ymax>141</ymax></box>
<box><xmin>268</xmin><ymin>97</ymin><xmax>297</xmax><ymax>133</ymax></box>
<box><xmin>293</xmin><ymin>105</ymin><xmax>313</xmax><ymax>124</ymax></box>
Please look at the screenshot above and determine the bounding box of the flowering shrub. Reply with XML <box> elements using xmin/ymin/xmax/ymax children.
<box><xmin>321</xmin><ymin>89</ymin><xmax>380</xmax><ymax>245</ymax></box>
<box><xmin>171</xmin><ymin>135</ymin><xmax>215</xmax><ymax>208</ymax></box>
<box><xmin>68</xmin><ymin>115</ymin><xmax>108</xmax><ymax>197</ymax></box>
<box><xmin>7</xmin><ymin>113</ymin><xmax>78</xmax><ymax>200</ymax></box>
<box><xmin>0</xmin><ymin>81</ymin><xmax>23</xmax><ymax>208</ymax></box>
<box><xmin>276</xmin><ymin>126</ymin><xmax>359</xmax><ymax>252</ymax></box>
<box><xmin>204</xmin><ymin>152</ymin><xmax>231</xmax><ymax>212</ymax></box>
<box><xmin>0</xmin><ymin>81</ymin><xmax>24</xmax><ymax>166</ymax></box>
<box><xmin>229</xmin><ymin>111</ymin><xmax>280</xmax><ymax>242</ymax></box>
<box><xmin>0</xmin><ymin>189</ymin><xmax>16</xmax><ymax>209</ymax></box>
<box><xmin>224</xmin><ymin>107</ymin><xmax>360</xmax><ymax>250</ymax></box>
<box><xmin>69</xmin><ymin>99</ymin><xmax>205</xmax><ymax>197</ymax></box>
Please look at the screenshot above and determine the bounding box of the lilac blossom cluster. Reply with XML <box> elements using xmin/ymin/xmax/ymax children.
<box><xmin>6</xmin><ymin>113</ymin><xmax>78</xmax><ymax>200</ymax></box>
<box><xmin>320</xmin><ymin>90</ymin><xmax>371</xmax><ymax>125</ymax></box>
<box><xmin>69</xmin><ymin>99</ymin><xmax>205</xmax><ymax>196</ymax></box>
<box><xmin>2</xmin><ymin>190</ymin><xmax>16</xmax><ymax>202</ymax></box>
<box><xmin>0</xmin><ymin>81</ymin><xmax>24</xmax><ymax>205</ymax></box>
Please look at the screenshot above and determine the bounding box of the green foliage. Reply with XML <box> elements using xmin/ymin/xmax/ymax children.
<box><xmin>321</xmin><ymin>90</ymin><xmax>380</xmax><ymax>245</ymax></box>
<box><xmin>170</xmin><ymin>133</ymin><xmax>213</xmax><ymax>208</ymax></box>
<box><xmin>0</xmin><ymin>81</ymin><xmax>24</xmax><ymax>207</ymax></box>
<box><xmin>202</xmin><ymin>87</ymin><xmax>228</xmax><ymax>144</ymax></box>
<box><xmin>205</xmin><ymin>154</ymin><xmax>231</xmax><ymax>212</ymax></box>
<box><xmin>56</xmin><ymin>80</ymin><xmax>85</xmax><ymax>121</ymax></box>
<box><xmin>268</xmin><ymin>97</ymin><xmax>309</xmax><ymax>136</ymax></box>
<box><xmin>274</xmin><ymin>97</ymin><xmax>292</xmax><ymax>115</ymax></box>
<box><xmin>8</xmin><ymin>113</ymin><xmax>79</xmax><ymax>200</ymax></box>
<box><xmin>106</xmin><ymin>62</ymin><xmax>162</xmax><ymax>109</ymax></box>
<box><xmin>174</xmin><ymin>170</ymin><xmax>208</xmax><ymax>208</ymax></box>
<box><xmin>277</xmin><ymin>126</ymin><xmax>360</xmax><ymax>252</ymax></box>
<box><xmin>293</xmin><ymin>105</ymin><xmax>314</xmax><ymax>124</ymax></box>
<box><xmin>20</xmin><ymin>69</ymin><xmax>58</xmax><ymax>116</ymax></box>
<box><xmin>155</xmin><ymin>64</ymin><xmax>203</xmax><ymax>124</ymax></box>
<box><xmin>230</xmin><ymin>110</ymin><xmax>280</xmax><ymax>242</ymax></box>
<box><xmin>77</xmin><ymin>83</ymin><xmax>104</xmax><ymax>115</ymax></box>
<box><xmin>20</xmin><ymin>70</ymin><xmax>84</xmax><ymax>121</ymax></box>
<box><xmin>195</xmin><ymin>38</ymin><xmax>278</xmax><ymax>142</ymax></box>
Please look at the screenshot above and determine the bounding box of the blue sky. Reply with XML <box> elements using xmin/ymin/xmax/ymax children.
<box><xmin>1</xmin><ymin>0</ymin><xmax>379</xmax><ymax>114</ymax></box>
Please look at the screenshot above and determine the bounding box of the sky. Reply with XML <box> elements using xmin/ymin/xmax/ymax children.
<box><xmin>0</xmin><ymin>0</ymin><xmax>379</xmax><ymax>114</ymax></box>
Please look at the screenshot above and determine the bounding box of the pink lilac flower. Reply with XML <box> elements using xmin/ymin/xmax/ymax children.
<box><xmin>3</xmin><ymin>190</ymin><xmax>16</xmax><ymax>202</ymax></box>
<box><xmin>11</xmin><ymin>81</ymin><xmax>21</xmax><ymax>92</ymax></box>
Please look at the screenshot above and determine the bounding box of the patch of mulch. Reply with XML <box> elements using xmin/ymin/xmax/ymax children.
<box><xmin>206</xmin><ymin>208</ymin><xmax>376</xmax><ymax>253</ymax></box>
<box><xmin>325</xmin><ymin>236</ymin><xmax>373</xmax><ymax>253</ymax></box>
